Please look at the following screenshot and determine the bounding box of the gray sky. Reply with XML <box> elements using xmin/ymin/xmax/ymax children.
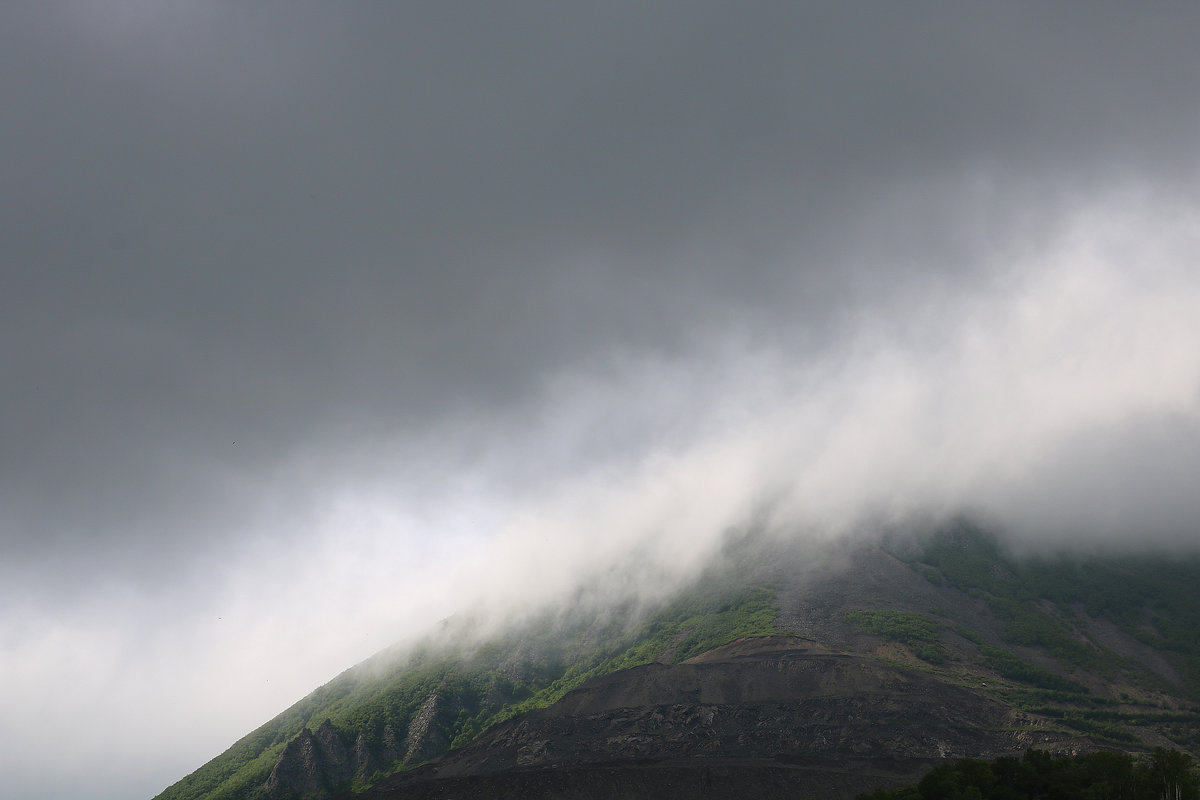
<box><xmin>3</xmin><ymin>4</ymin><xmax>1200</xmax><ymax>799</ymax></box>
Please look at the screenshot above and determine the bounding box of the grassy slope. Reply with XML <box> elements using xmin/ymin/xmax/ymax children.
<box><xmin>153</xmin><ymin>565</ymin><xmax>783</xmax><ymax>800</ymax></box>
<box><xmin>157</xmin><ymin>525</ymin><xmax>1200</xmax><ymax>800</ymax></box>
<box><xmin>910</xmin><ymin>522</ymin><xmax>1200</xmax><ymax>695</ymax></box>
<box><xmin>875</xmin><ymin>524</ymin><xmax>1200</xmax><ymax>748</ymax></box>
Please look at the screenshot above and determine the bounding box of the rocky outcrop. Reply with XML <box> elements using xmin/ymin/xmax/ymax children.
<box><xmin>352</xmin><ymin>733</ymin><xmax>370</xmax><ymax>781</ymax></box>
<box><xmin>265</xmin><ymin>700</ymin><xmax>443</xmax><ymax>799</ymax></box>
<box><xmin>313</xmin><ymin>720</ymin><xmax>352</xmax><ymax>783</ymax></box>
<box><xmin>345</xmin><ymin>724</ymin><xmax>408</xmax><ymax>787</ymax></box>
<box><xmin>265</xmin><ymin>720</ymin><xmax>355</xmax><ymax>799</ymax></box>
<box><xmin>264</xmin><ymin>728</ymin><xmax>322</xmax><ymax>799</ymax></box>
<box><xmin>403</xmin><ymin>691</ymin><xmax>445</xmax><ymax>764</ymax></box>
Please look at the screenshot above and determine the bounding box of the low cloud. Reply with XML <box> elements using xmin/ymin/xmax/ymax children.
<box><xmin>8</xmin><ymin>185</ymin><xmax>1199</xmax><ymax>800</ymax></box>
<box><xmin>5</xmin><ymin>5</ymin><xmax>1200</xmax><ymax>800</ymax></box>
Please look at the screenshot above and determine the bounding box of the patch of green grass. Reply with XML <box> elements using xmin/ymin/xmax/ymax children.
<box><xmin>916</xmin><ymin>520</ymin><xmax>1016</xmax><ymax>596</ymax></box>
<box><xmin>460</xmin><ymin>582</ymin><xmax>784</xmax><ymax>738</ymax></box>
<box><xmin>916</xmin><ymin>644</ymin><xmax>946</xmax><ymax>664</ymax></box>
<box><xmin>161</xmin><ymin>581</ymin><xmax>780</xmax><ymax>800</ymax></box>
<box><xmin>979</xmin><ymin>645</ymin><xmax>1088</xmax><ymax>694</ymax></box>
<box><xmin>845</xmin><ymin>609</ymin><xmax>941</xmax><ymax>644</ymax></box>
<box><xmin>986</xmin><ymin>597</ymin><xmax>1103</xmax><ymax>671</ymax></box>
<box><xmin>952</xmin><ymin>625</ymin><xmax>983</xmax><ymax>645</ymax></box>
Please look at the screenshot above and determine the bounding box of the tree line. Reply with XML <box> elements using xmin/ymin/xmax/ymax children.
<box><xmin>859</xmin><ymin>747</ymin><xmax>1199</xmax><ymax>800</ymax></box>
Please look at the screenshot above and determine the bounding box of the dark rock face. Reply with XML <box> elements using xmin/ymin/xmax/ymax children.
<box><xmin>344</xmin><ymin>636</ymin><xmax>1083</xmax><ymax>800</ymax></box>
<box><xmin>266</xmin><ymin>721</ymin><xmax>357</xmax><ymax>800</ymax></box>
<box><xmin>266</xmin><ymin>698</ymin><xmax>442</xmax><ymax>799</ymax></box>
<box><xmin>352</xmin><ymin>733</ymin><xmax>372</xmax><ymax>783</ymax></box>
<box><xmin>313</xmin><ymin>721</ymin><xmax>352</xmax><ymax>784</ymax></box>
<box><xmin>403</xmin><ymin>691</ymin><xmax>448</xmax><ymax>764</ymax></box>
<box><xmin>264</xmin><ymin>728</ymin><xmax>323</xmax><ymax>799</ymax></box>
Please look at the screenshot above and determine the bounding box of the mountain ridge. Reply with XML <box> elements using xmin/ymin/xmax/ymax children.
<box><xmin>339</xmin><ymin>633</ymin><xmax>1082</xmax><ymax>800</ymax></box>
<box><xmin>154</xmin><ymin>523</ymin><xmax>1200</xmax><ymax>800</ymax></box>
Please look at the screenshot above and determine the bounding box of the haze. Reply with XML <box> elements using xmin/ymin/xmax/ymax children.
<box><xmin>2</xmin><ymin>4</ymin><xmax>1199</xmax><ymax>799</ymax></box>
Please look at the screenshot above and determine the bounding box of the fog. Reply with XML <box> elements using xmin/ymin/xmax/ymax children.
<box><xmin>2</xmin><ymin>4</ymin><xmax>1199</xmax><ymax>799</ymax></box>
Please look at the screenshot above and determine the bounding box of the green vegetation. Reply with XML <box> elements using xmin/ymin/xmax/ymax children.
<box><xmin>915</xmin><ymin>524</ymin><xmax>1200</xmax><ymax>670</ymax></box>
<box><xmin>158</xmin><ymin>524</ymin><xmax>1200</xmax><ymax>800</ymax></box>
<box><xmin>846</xmin><ymin>610</ymin><xmax>942</xmax><ymax>644</ymax></box>
<box><xmin>1018</xmin><ymin>555</ymin><xmax>1200</xmax><ymax>694</ymax></box>
<box><xmin>899</xmin><ymin>523</ymin><xmax>1200</xmax><ymax>756</ymax></box>
<box><xmin>452</xmin><ymin>581</ymin><xmax>782</xmax><ymax>743</ymax></box>
<box><xmin>917</xmin><ymin>522</ymin><xmax>1014</xmax><ymax>596</ymax></box>
<box><xmin>985</xmin><ymin>596</ymin><xmax>1100</xmax><ymax>670</ymax></box>
<box><xmin>858</xmin><ymin>747</ymin><xmax>1199</xmax><ymax>800</ymax></box>
<box><xmin>953</xmin><ymin>625</ymin><xmax>983</xmax><ymax>645</ymax></box>
<box><xmin>978</xmin><ymin>644</ymin><xmax>1087</xmax><ymax>694</ymax></box>
<box><xmin>910</xmin><ymin>523</ymin><xmax>1186</xmax><ymax>689</ymax></box>
<box><xmin>155</xmin><ymin>566</ymin><xmax>783</xmax><ymax>800</ymax></box>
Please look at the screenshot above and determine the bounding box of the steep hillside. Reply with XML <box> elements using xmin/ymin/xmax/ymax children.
<box><xmin>347</xmin><ymin>634</ymin><xmax>1077</xmax><ymax>800</ymax></box>
<box><xmin>153</xmin><ymin>559</ymin><xmax>783</xmax><ymax>800</ymax></box>
<box><xmin>154</xmin><ymin>524</ymin><xmax>1200</xmax><ymax>800</ymax></box>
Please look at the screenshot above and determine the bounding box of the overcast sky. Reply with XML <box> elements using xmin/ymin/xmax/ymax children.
<box><xmin>4</xmin><ymin>4</ymin><xmax>1200</xmax><ymax>799</ymax></box>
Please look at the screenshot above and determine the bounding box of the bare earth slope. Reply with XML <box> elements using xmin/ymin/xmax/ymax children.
<box><xmin>345</xmin><ymin>635</ymin><xmax>1081</xmax><ymax>800</ymax></box>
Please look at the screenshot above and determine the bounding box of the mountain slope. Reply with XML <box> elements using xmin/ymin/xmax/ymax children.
<box><xmin>343</xmin><ymin>634</ymin><xmax>1078</xmax><ymax>800</ymax></box>
<box><xmin>154</xmin><ymin>524</ymin><xmax>1200</xmax><ymax>800</ymax></box>
<box><xmin>154</xmin><ymin>559</ymin><xmax>784</xmax><ymax>800</ymax></box>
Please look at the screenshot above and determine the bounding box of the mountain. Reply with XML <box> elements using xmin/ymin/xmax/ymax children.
<box><xmin>154</xmin><ymin>522</ymin><xmax>1200</xmax><ymax>800</ymax></box>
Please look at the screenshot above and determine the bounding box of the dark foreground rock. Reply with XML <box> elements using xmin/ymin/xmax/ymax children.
<box><xmin>347</xmin><ymin>756</ymin><xmax>929</xmax><ymax>800</ymax></box>
<box><xmin>341</xmin><ymin>636</ymin><xmax>1085</xmax><ymax>799</ymax></box>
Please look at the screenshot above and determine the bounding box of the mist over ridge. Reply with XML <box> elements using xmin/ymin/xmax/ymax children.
<box><xmin>154</xmin><ymin>509</ymin><xmax>1200</xmax><ymax>800</ymax></box>
<box><xmin>4</xmin><ymin>4</ymin><xmax>1200</xmax><ymax>799</ymax></box>
<box><xmin>292</xmin><ymin>194</ymin><xmax>1200</xmax><ymax>667</ymax></box>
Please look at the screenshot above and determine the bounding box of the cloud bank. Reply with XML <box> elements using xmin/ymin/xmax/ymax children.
<box><xmin>2</xmin><ymin>4</ymin><xmax>1200</xmax><ymax>799</ymax></box>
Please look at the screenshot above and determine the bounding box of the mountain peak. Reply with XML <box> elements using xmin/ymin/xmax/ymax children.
<box><xmin>157</xmin><ymin>530</ymin><xmax>1200</xmax><ymax>800</ymax></box>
